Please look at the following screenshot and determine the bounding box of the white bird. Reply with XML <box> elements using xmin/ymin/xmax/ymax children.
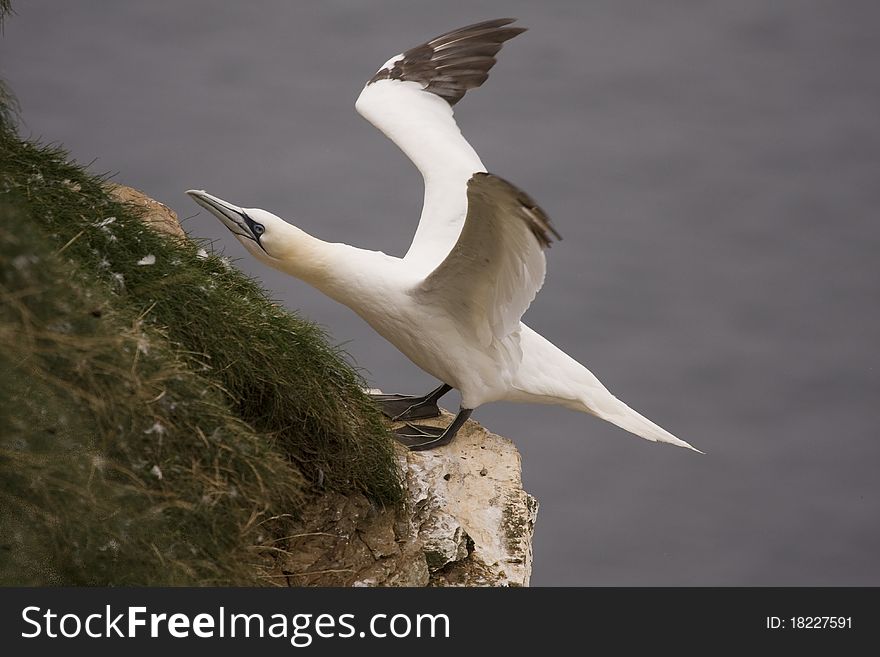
<box><xmin>188</xmin><ymin>18</ymin><xmax>699</xmax><ymax>452</ymax></box>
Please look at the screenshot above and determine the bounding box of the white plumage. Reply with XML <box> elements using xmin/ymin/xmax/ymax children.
<box><xmin>188</xmin><ymin>18</ymin><xmax>699</xmax><ymax>452</ymax></box>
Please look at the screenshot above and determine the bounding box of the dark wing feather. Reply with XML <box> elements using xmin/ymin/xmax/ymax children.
<box><xmin>369</xmin><ymin>18</ymin><xmax>526</xmax><ymax>106</ymax></box>
<box><xmin>416</xmin><ymin>173</ymin><xmax>561</xmax><ymax>344</ymax></box>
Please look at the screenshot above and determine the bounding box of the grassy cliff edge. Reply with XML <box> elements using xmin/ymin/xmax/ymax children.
<box><xmin>0</xmin><ymin>97</ymin><xmax>402</xmax><ymax>585</ymax></box>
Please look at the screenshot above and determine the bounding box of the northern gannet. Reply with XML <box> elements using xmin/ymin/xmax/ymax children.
<box><xmin>188</xmin><ymin>18</ymin><xmax>698</xmax><ymax>452</ymax></box>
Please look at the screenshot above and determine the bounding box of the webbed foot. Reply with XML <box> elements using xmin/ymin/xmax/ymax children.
<box><xmin>368</xmin><ymin>383</ymin><xmax>452</xmax><ymax>421</ymax></box>
<box><xmin>391</xmin><ymin>408</ymin><xmax>473</xmax><ymax>451</ymax></box>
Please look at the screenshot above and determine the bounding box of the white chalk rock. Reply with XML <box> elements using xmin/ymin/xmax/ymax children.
<box><xmin>273</xmin><ymin>410</ymin><xmax>538</xmax><ymax>587</ymax></box>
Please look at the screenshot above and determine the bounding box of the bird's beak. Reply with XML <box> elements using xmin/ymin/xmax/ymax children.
<box><xmin>186</xmin><ymin>189</ymin><xmax>257</xmax><ymax>243</ymax></box>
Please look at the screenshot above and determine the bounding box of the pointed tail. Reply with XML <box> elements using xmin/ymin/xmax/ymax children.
<box><xmin>513</xmin><ymin>325</ymin><xmax>702</xmax><ymax>452</ymax></box>
<box><xmin>583</xmin><ymin>391</ymin><xmax>702</xmax><ymax>453</ymax></box>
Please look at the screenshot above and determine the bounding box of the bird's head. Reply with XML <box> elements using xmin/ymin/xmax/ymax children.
<box><xmin>186</xmin><ymin>190</ymin><xmax>288</xmax><ymax>263</ymax></box>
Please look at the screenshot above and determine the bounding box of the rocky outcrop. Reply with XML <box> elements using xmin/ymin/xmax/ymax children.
<box><xmin>106</xmin><ymin>183</ymin><xmax>187</xmax><ymax>239</ymax></box>
<box><xmin>121</xmin><ymin>185</ymin><xmax>539</xmax><ymax>586</ymax></box>
<box><xmin>270</xmin><ymin>410</ymin><xmax>538</xmax><ymax>587</ymax></box>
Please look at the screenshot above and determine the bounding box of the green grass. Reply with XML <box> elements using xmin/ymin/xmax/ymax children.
<box><xmin>0</xmin><ymin>93</ymin><xmax>402</xmax><ymax>585</ymax></box>
<box><xmin>0</xmin><ymin>1</ymin><xmax>11</xmax><ymax>27</ymax></box>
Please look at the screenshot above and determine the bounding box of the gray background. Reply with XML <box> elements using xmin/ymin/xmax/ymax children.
<box><xmin>3</xmin><ymin>1</ymin><xmax>878</xmax><ymax>585</ymax></box>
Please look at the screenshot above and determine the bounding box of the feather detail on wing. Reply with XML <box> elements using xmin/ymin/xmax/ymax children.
<box><xmin>415</xmin><ymin>173</ymin><xmax>561</xmax><ymax>346</ymax></box>
<box><xmin>367</xmin><ymin>18</ymin><xmax>526</xmax><ymax>106</ymax></box>
<box><xmin>354</xmin><ymin>19</ymin><xmax>527</xmax><ymax>273</ymax></box>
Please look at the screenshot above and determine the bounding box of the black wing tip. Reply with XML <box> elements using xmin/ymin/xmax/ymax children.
<box><xmin>368</xmin><ymin>18</ymin><xmax>527</xmax><ymax>106</ymax></box>
<box><xmin>430</xmin><ymin>17</ymin><xmax>524</xmax><ymax>36</ymax></box>
<box><xmin>426</xmin><ymin>18</ymin><xmax>526</xmax><ymax>49</ymax></box>
<box><xmin>473</xmin><ymin>17</ymin><xmax>519</xmax><ymax>27</ymax></box>
<box><xmin>469</xmin><ymin>172</ymin><xmax>562</xmax><ymax>248</ymax></box>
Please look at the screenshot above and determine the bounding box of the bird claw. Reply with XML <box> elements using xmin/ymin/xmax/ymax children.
<box><xmin>393</xmin><ymin>424</ymin><xmax>451</xmax><ymax>450</ymax></box>
<box><xmin>368</xmin><ymin>392</ymin><xmax>443</xmax><ymax>421</ymax></box>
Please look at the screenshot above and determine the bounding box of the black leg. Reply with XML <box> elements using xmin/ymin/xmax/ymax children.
<box><xmin>369</xmin><ymin>383</ymin><xmax>453</xmax><ymax>421</ymax></box>
<box><xmin>394</xmin><ymin>407</ymin><xmax>473</xmax><ymax>451</ymax></box>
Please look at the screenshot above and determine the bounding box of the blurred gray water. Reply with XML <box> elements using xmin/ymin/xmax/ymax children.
<box><xmin>3</xmin><ymin>0</ymin><xmax>878</xmax><ymax>585</ymax></box>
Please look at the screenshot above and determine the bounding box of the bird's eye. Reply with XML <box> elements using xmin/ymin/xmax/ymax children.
<box><xmin>253</xmin><ymin>223</ymin><xmax>265</xmax><ymax>236</ymax></box>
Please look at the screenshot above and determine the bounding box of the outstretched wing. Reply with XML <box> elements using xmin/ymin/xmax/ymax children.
<box><xmin>355</xmin><ymin>19</ymin><xmax>526</xmax><ymax>273</ymax></box>
<box><xmin>415</xmin><ymin>173</ymin><xmax>561</xmax><ymax>346</ymax></box>
<box><xmin>367</xmin><ymin>18</ymin><xmax>526</xmax><ymax>106</ymax></box>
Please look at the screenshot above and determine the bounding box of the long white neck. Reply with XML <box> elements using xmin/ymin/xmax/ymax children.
<box><xmin>255</xmin><ymin>222</ymin><xmax>403</xmax><ymax>308</ymax></box>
